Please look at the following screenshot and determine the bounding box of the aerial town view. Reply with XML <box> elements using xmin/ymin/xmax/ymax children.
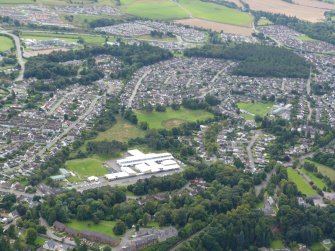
<box><xmin>0</xmin><ymin>0</ymin><xmax>335</xmax><ymax>250</ymax></box>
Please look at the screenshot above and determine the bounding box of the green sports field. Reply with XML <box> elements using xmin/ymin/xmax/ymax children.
<box><xmin>66</xmin><ymin>220</ymin><xmax>122</xmax><ymax>238</ymax></box>
<box><xmin>66</xmin><ymin>157</ymin><xmax>108</xmax><ymax>179</ymax></box>
<box><xmin>287</xmin><ymin>168</ymin><xmax>317</xmax><ymax>196</ymax></box>
<box><xmin>135</xmin><ymin>107</ymin><xmax>214</xmax><ymax>129</ymax></box>
<box><xmin>0</xmin><ymin>36</ymin><xmax>14</xmax><ymax>52</ymax></box>
<box><xmin>237</xmin><ymin>102</ymin><xmax>273</xmax><ymax>118</ymax></box>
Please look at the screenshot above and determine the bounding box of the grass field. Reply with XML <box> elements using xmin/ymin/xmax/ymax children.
<box><xmin>179</xmin><ymin>0</ymin><xmax>253</xmax><ymax>26</ymax></box>
<box><xmin>257</xmin><ymin>17</ymin><xmax>273</xmax><ymax>26</ymax></box>
<box><xmin>287</xmin><ymin>168</ymin><xmax>317</xmax><ymax>195</ymax></box>
<box><xmin>66</xmin><ymin>220</ymin><xmax>122</xmax><ymax>237</ymax></box>
<box><xmin>66</xmin><ymin>158</ymin><xmax>108</xmax><ymax>179</ymax></box>
<box><xmin>271</xmin><ymin>240</ymin><xmax>285</xmax><ymax>249</ymax></box>
<box><xmin>301</xmin><ymin>168</ymin><xmax>327</xmax><ymax>190</ymax></box>
<box><xmin>121</xmin><ymin>0</ymin><xmax>189</xmax><ymax>19</ymax></box>
<box><xmin>21</xmin><ymin>31</ymin><xmax>108</xmax><ymax>45</ymax></box>
<box><xmin>0</xmin><ymin>36</ymin><xmax>14</xmax><ymax>52</ymax></box>
<box><xmin>0</xmin><ymin>0</ymin><xmax>34</xmax><ymax>3</ymax></box>
<box><xmin>135</xmin><ymin>107</ymin><xmax>213</xmax><ymax>129</ymax></box>
<box><xmin>237</xmin><ymin>102</ymin><xmax>273</xmax><ymax>118</ymax></box>
<box><xmin>94</xmin><ymin>116</ymin><xmax>145</xmax><ymax>142</ymax></box>
<box><xmin>306</xmin><ymin>160</ymin><xmax>335</xmax><ymax>181</ymax></box>
<box><xmin>296</xmin><ymin>35</ymin><xmax>318</xmax><ymax>42</ymax></box>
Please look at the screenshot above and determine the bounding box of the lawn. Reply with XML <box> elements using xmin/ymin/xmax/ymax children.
<box><xmin>66</xmin><ymin>220</ymin><xmax>122</xmax><ymax>238</ymax></box>
<box><xmin>287</xmin><ymin>168</ymin><xmax>317</xmax><ymax>196</ymax></box>
<box><xmin>135</xmin><ymin>107</ymin><xmax>214</xmax><ymax>129</ymax></box>
<box><xmin>237</xmin><ymin>102</ymin><xmax>273</xmax><ymax>118</ymax></box>
<box><xmin>66</xmin><ymin>158</ymin><xmax>108</xmax><ymax>179</ymax></box>
<box><xmin>94</xmin><ymin>115</ymin><xmax>145</xmax><ymax>142</ymax></box>
<box><xmin>301</xmin><ymin>168</ymin><xmax>327</xmax><ymax>190</ymax></box>
<box><xmin>306</xmin><ymin>160</ymin><xmax>335</xmax><ymax>181</ymax></box>
<box><xmin>121</xmin><ymin>0</ymin><xmax>189</xmax><ymax>19</ymax></box>
<box><xmin>179</xmin><ymin>0</ymin><xmax>253</xmax><ymax>26</ymax></box>
<box><xmin>0</xmin><ymin>36</ymin><xmax>14</xmax><ymax>52</ymax></box>
<box><xmin>271</xmin><ymin>240</ymin><xmax>285</xmax><ymax>249</ymax></box>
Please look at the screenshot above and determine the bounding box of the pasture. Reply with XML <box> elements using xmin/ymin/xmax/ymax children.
<box><xmin>135</xmin><ymin>107</ymin><xmax>213</xmax><ymax>129</ymax></box>
<box><xmin>237</xmin><ymin>102</ymin><xmax>273</xmax><ymax>118</ymax></box>
<box><xmin>0</xmin><ymin>36</ymin><xmax>14</xmax><ymax>52</ymax></box>
<box><xmin>66</xmin><ymin>220</ymin><xmax>122</xmax><ymax>237</ymax></box>
<box><xmin>287</xmin><ymin>168</ymin><xmax>317</xmax><ymax>195</ymax></box>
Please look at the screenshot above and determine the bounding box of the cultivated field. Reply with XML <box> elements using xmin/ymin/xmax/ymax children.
<box><xmin>93</xmin><ymin>116</ymin><xmax>145</xmax><ymax>143</ymax></box>
<box><xmin>287</xmin><ymin>168</ymin><xmax>317</xmax><ymax>195</ymax></box>
<box><xmin>237</xmin><ymin>102</ymin><xmax>273</xmax><ymax>117</ymax></box>
<box><xmin>294</xmin><ymin>0</ymin><xmax>335</xmax><ymax>10</ymax></box>
<box><xmin>175</xmin><ymin>18</ymin><xmax>253</xmax><ymax>35</ymax></box>
<box><xmin>121</xmin><ymin>0</ymin><xmax>189</xmax><ymax>19</ymax></box>
<box><xmin>0</xmin><ymin>36</ymin><xmax>14</xmax><ymax>52</ymax></box>
<box><xmin>244</xmin><ymin>0</ymin><xmax>327</xmax><ymax>22</ymax></box>
<box><xmin>135</xmin><ymin>107</ymin><xmax>213</xmax><ymax>129</ymax></box>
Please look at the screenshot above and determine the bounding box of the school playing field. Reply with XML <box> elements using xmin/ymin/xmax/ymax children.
<box><xmin>135</xmin><ymin>107</ymin><xmax>214</xmax><ymax>129</ymax></box>
<box><xmin>0</xmin><ymin>36</ymin><xmax>14</xmax><ymax>52</ymax></box>
<box><xmin>66</xmin><ymin>220</ymin><xmax>121</xmax><ymax>237</ymax></box>
<box><xmin>237</xmin><ymin>102</ymin><xmax>273</xmax><ymax>119</ymax></box>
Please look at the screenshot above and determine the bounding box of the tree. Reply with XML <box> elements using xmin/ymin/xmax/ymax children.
<box><xmin>103</xmin><ymin>246</ymin><xmax>112</xmax><ymax>251</ymax></box>
<box><xmin>143</xmin><ymin>213</ymin><xmax>150</xmax><ymax>227</ymax></box>
<box><xmin>25</xmin><ymin>228</ymin><xmax>37</xmax><ymax>245</ymax></box>
<box><xmin>113</xmin><ymin>221</ymin><xmax>126</xmax><ymax>235</ymax></box>
<box><xmin>6</xmin><ymin>225</ymin><xmax>16</xmax><ymax>239</ymax></box>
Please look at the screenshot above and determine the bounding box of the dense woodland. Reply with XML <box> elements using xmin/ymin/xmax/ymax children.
<box><xmin>184</xmin><ymin>44</ymin><xmax>310</xmax><ymax>78</ymax></box>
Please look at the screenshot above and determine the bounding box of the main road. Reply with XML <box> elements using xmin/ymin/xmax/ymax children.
<box><xmin>127</xmin><ymin>69</ymin><xmax>152</xmax><ymax>108</ymax></box>
<box><xmin>0</xmin><ymin>29</ymin><xmax>25</xmax><ymax>81</ymax></box>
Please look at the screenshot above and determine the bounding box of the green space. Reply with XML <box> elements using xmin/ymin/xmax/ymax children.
<box><xmin>301</xmin><ymin>168</ymin><xmax>327</xmax><ymax>190</ymax></box>
<box><xmin>306</xmin><ymin>160</ymin><xmax>335</xmax><ymax>181</ymax></box>
<box><xmin>0</xmin><ymin>0</ymin><xmax>34</xmax><ymax>3</ymax></box>
<box><xmin>271</xmin><ymin>240</ymin><xmax>285</xmax><ymax>249</ymax></box>
<box><xmin>135</xmin><ymin>107</ymin><xmax>214</xmax><ymax>129</ymax></box>
<box><xmin>257</xmin><ymin>17</ymin><xmax>272</xmax><ymax>26</ymax></box>
<box><xmin>287</xmin><ymin>168</ymin><xmax>317</xmax><ymax>196</ymax></box>
<box><xmin>66</xmin><ymin>220</ymin><xmax>122</xmax><ymax>237</ymax></box>
<box><xmin>66</xmin><ymin>157</ymin><xmax>108</xmax><ymax>179</ymax></box>
<box><xmin>21</xmin><ymin>31</ymin><xmax>109</xmax><ymax>45</ymax></box>
<box><xmin>310</xmin><ymin>241</ymin><xmax>331</xmax><ymax>251</ymax></box>
<box><xmin>237</xmin><ymin>101</ymin><xmax>273</xmax><ymax>118</ymax></box>
<box><xmin>121</xmin><ymin>0</ymin><xmax>189</xmax><ymax>19</ymax></box>
<box><xmin>94</xmin><ymin>115</ymin><xmax>145</xmax><ymax>142</ymax></box>
<box><xmin>0</xmin><ymin>36</ymin><xmax>14</xmax><ymax>52</ymax></box>
<box><xmin>296</xmin><ymin>35</ymin><xmax>318</xmax><ymax>42</ymax></box>
<box><xmin>179</xmin><ymin>0</ymin><xmax>253</xmax><ymax>26</ymax></box>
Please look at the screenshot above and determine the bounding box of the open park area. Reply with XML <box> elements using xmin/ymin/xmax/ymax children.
<box><xmin>0</xmin><ymin>36</ymin><xmax>13</xmax><ymax>52</ymax></box>
<box><xmin>287</xmin><ymin>168</ymin><xmax>317</xmax><ymax>196</ymax></box>
<box><xmin>135</xmin><ymin>107</ymin><xmax>214</xmax><ymax>129</ymax></box>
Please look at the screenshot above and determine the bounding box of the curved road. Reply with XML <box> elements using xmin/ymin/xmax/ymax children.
<box><xmin>0</xmin><ymin>29</ymin><xmax>24</xmax><ymax>81</ymax></box>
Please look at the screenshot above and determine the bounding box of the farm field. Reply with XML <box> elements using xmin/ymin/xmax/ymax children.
<box><xmin>301</xmin><ymin>168</ymin><xmax>327</xmax><ymax>190</ymax></box>
<box><xmin>93</xmin><ymin>116</ymin><xmax>145</xmax><ymax>143</ymax></box>
<box><xmin>175</xmin><ymin>18</ymin><xmax>253</xmax><ymax>35</ymax></box>
<box><xmin>135</xmin><ymin>107</ymin><xmax>214</xmax><ymax>129</ymax></box>
<box><xmin>179</xmin><ymin>0</ymin><xmax>253</xmax><ymax>26</ymax></box>
<box><xmin>66</xmin><ymin>220</ymin><xmax>122</xmax><ymax>238</ymax></box>
<box><xmin>66</xmin><ymin>157</ymin><xmax>108</xmax><ymax>180</ymax></box>
<box><xmin>237</xmin><ymin>102</ymin><xmax>273</xmax><ymax>118</ymax></box>
<box><xmin>0</xmin><ymin>36</ymin><xmax>14</xmax><ymax>52</ymax></box>
<box><xmin>305</xmin><ymin>160</ymin><xmax>335</xmax><ymax>181</ymax></box>
<box><xmin>287</xmin><ymin>168</ymin><xmax>317</xmax><ymax>195</ymax></box>
<box><xmin>244</xmin><ymin>0</ymin><xmax>326</xmax><ymax>22</ymax></box>
<box><xmin>121</xmin><ymin>0</ymin><xmax>189</xmax><ymax>19</ymax></box>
